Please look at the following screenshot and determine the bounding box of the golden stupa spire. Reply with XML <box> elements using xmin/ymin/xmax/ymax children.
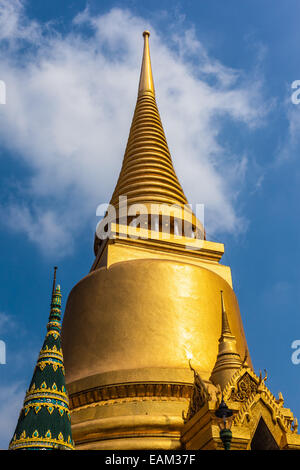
<box><xmin>210</xmin><ymin>291</ymin><xmax>242</xmax><ymax>389</ymax></box>
<box><xmin>104</xmin><ymin>31</ymin><xmax>204</xmax><ymax>242</ymax></box>
<box><xmin>109</xmin><ymin>31</ymin><xmax>188</xmax><ymax>210</ymax></box>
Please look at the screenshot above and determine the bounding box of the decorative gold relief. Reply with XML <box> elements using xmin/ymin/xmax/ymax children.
<box><xmin>69</xmin><ymin>381</ymin><xmax>193</xmax><ymax>411</ymax></box>
<box><xmin>230</xmin><ymin>373</ymin><xmax>258</xmax><ymax>402</ymax></box>
<box><xmin>183</xmin><ymin>361</ymin><xmax>210</xmax><ymax>422</ymax></box>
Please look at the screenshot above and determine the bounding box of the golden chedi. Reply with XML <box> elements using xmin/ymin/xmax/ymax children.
<box><xmin>61</xmin><ymin>32</ymin><xmax>300</xmax><ymax>450</ymax></box>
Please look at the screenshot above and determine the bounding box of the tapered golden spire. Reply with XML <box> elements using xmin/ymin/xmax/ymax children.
<box><xmin>210</xmin><ymin>291</ymin><xmax>242</xmax><ymax>389</ymax></box>
<box><xmin>110</xmin><ymin>31</ymin><xmax>188</xmax><ymax>210</ymax></box>
<box><xmin>138</xmin><ymin>31</ymin><xmax>155</xmax><ymax>96</ymax></box>
<box><xmin>104</xmin><ymin>31</ymin><xmax>204</xmax><ymax>243</ymax></box>
<box><xmin>220</xmin><ymin>290</ymin><xmax>232</xmax><ymax>335</ymax></box>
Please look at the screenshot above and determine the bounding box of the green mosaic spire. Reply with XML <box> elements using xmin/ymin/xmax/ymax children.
<box><xmin>9</xmin><ymin>268</ymin><xmax>74</xmax><ymax>450</ymax></box>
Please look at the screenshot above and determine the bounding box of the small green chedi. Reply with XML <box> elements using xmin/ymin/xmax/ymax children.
<box><xmin>9</xmin><ymin>268</ymin><xmax>74</xmax><ymax>450</ymax></box>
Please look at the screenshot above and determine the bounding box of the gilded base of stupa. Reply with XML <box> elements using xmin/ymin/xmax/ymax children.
<box><xmin>67</xmin><ymin>367</ymin><xmax>192</xmax><ymax>450</ymax></box>
<box><xmin>62</xmin><ymin>227</ymin><xmax>250</xmax><ymax>449</ymax></box>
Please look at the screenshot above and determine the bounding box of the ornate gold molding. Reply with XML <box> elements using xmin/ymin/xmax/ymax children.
<box><xmin>9</xmin><ymin>433</ymin><xmax>74</xmax><ymax>450</ymax></box>
<box><xmin>69</xmin><ymin>382</ymin><xmax>193</xmax><ymax>411</ymax></box>
<box><xmin>222</xmin><ymin>366</ymin><xmax>298</xmax><ymax>434</ymax></box>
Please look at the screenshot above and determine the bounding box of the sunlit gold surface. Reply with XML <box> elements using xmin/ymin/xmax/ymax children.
<box><xmin>63</xmin><ymin>260</ymin><xmax>249</xmax><ymax>384</ymax></box>
<box><xmin>91</xmin><ymin>223</ymin><xmax>232</xmax><ymax>285</ymax></box>
<box><xmin>62</xmin><ymin>253</ymin><xmax>251</xmax><ymax>448</ymax></box>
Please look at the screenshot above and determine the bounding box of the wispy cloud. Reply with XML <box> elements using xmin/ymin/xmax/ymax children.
<box><xmin>0</xmin><ymin>2</ymin><xmax>267</xmax><ymax>256</ymax></box>
<box><xmin>2</xmin><ymin>204</ymin><xmax>74</xmax><ymax>256</ymax></box>
<box><xmin>0</xmin><ymin>0</ymin><xmax>40</xmax><ymax>43</ymax></box>
<box><xmin>0</xmin><ymin>312</ymin><xmax>15</xmax><ymax>334</ymax></box>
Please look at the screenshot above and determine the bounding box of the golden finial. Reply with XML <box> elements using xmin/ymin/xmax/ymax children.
<box><xmin>210</xmin><ymin>290</ymin><xmax>242</xmax><ymax>389</ymax></box>
<box><xmin>138</xmin><ymin>30</ymin><xmax>155</xmax><ymax>96</ymax></box>
<box><xmin>220</xmin><ymin>291</ymin><xmax>232</xmax><ymax>336</ymax></box>
<box><xmin>277</xmin><ymin>391</ymin><xmax>284</xmax><ymax>407</ymax></box>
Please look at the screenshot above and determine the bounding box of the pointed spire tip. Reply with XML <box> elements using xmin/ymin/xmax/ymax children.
<box><xmin>52</xmin><ymin>266</ymin><xmax>58</xmax><ymax>296</ymax></box>
<box><xmin>220</xmin><ymin>290</ymin><xmax>232</xmax><ymax>336</ymax></box>
<box><xmin>139</xmin><ymin>29</ymin><xmax>155</xmax><ymax>96</ymax></box>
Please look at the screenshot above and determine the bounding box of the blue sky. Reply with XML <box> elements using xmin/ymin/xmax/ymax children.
<box><xmin>1</xmin><ymin>0</ymin><xmax>300</xmax><ymax>449</ymax></box>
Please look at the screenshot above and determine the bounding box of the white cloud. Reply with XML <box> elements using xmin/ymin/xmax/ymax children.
<box><xmin>0</xmin><ymin>3</ymin><xmax>267</xmax><ymax>255</ymax></box>
<box><xmin>2</xmin><ymin>204</ymin><xmax>73</xmax><ymax>255</ymax></box>
<box><xmin>0</xmin><ymin>0</ymin><xmax>40</xmax><ymax>42</ymax></box>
